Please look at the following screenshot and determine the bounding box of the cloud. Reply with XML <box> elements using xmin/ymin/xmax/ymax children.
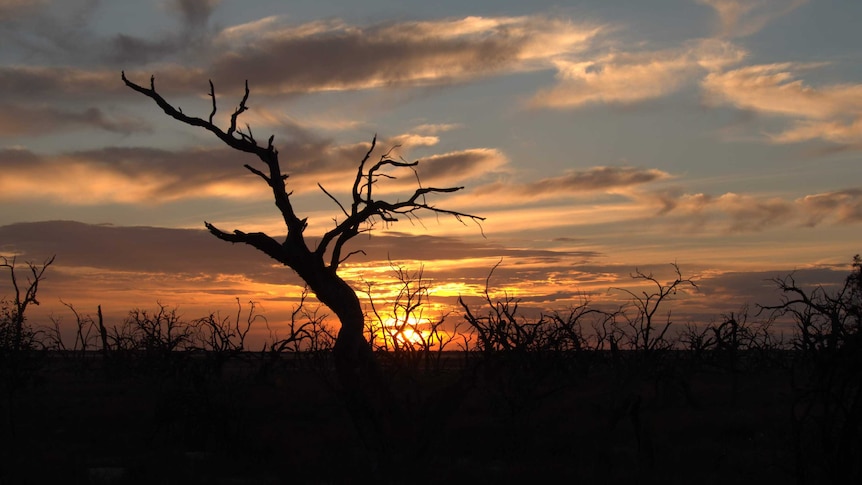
<box><xmin>697</xmin><ymin>264</ymin><xmax>850</xmax><ymax>311</ymax></box>
<box><xmin>106</xmin><ymin>0</ymin><xmax>220</xmax><ymax>65</ymax></box>
<box><xmin>702</xmin><ymin>63</ymin><xmax>862</xmax><ymax>144</ymax></box>
<box><xmin>769</xmin><ymin>118</ymin><xmax>862</xmax><ymax>145</ymax></box>
<box><xmin>0</xmin><ymin>66</ymin><xmax>122</xmax><ymax>102</ymax></box>
<box><xmin>650</xmin><ymin>191</ymin><xmax>797</xmax><ymax>232</ymax></box>
<box><xmin>473</xmin><ymin>166</ymin><xmax>671</xmax><ymax>201</ymax></box>
<box><xmin>0</xmin><ymin>103</ymin><xmax>149</xmax><ymax>136</ymax></box>
<box><xmin>206</xmin><ymin>15</ymin><xmax>602</xmax><ymax>95</ymax></box>
<box><xmin>0</xmin><ymin>146</ymin><xmax>263</xmax><ymax>205</ymax></box>
<box><xmin>0</xmin><ymin>0</ymin><xmax>221</xmax><ymax>67</ymax></box>
<box><xmin>2</xmin><ymin>220</ymin><xmax>852</xmax><ymax>339</ymax></box>
<box><xmin>342</xmin><ymin>232</ymin><xmax>601</xmax><ymax>266</ymax></box>
<box><xmin>530</xmin><ymin>39</ymin><xmax>747</xmax><ymax>109</ymax></box>
<box><xmin>416</xmin><ymin>148</ymin><xmax>509</xmax><ymax>185</ymax></box>
<box><xmin>0</xmin><ymin>135</ymin><xmax>507</xmax><ymax>206</ymax></box>
<box><xmin>702</xmin><ymin>63</ymin><xmax>862</xmax><ymax>119</ymax></box>
<box><xmin>798</xmin><ymin>189</ymin><xmax>862</xmax><ymax>225</ymax></box>
<box><xmin>0</xmin><ymin>0</ymin><xmax>100</xmax><ymax>65</ymax></box>
<box><xmin>0</xmin><ymin>220</ymin><xmax>273</xmax><ymax>278</ymax></box>
<box><xmin>168</xmin><ymin>0</ymin><xmax>220</xmax><ymax>30</ymax></box>
<box><xmin>0</xmin><ymin>13</ymin><xmax>590</xmax><ymax>108</ymax></box>
<box><xmin>0</xmin><ymin>220</ymin><xmax>599</xmax><ymax>291</ymax></box>
<box><xmin>650</xmin><ymin>187</ymin><xmax>862</xmax><ymax>232</ymax></box>
<box><xmin>413</xmin><ymin>123</ymin><xmax>462</xmax><ymax>135</ymax></box>
<box><xmin>0</xmin><ymin>66</ymin><xmax>207</xmax><ymax>104</ymax></box>
<box><xmin>698</xmin><ymin>0</ymin><xmax>808</xmax><ymax>38</ymax></box>
<box><xmin>0</xmin><ymin>0</ymin><xmax>46</xmax><ymax>17</ymax></box>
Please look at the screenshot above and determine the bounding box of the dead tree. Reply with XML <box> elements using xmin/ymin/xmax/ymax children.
<box><xmin>612</xmin><ymin>263</ymin><xmax>697</xmax><ymax>355</ymax></box>
<box><xmin>121</xmin><ymin>73</ymin><xmax>483</xmax><ymax>425</ymax></box>
<box><xmin>1</xmin><ymin>255</ymin><xmax>55</xmax><ymax>352</ymax></box>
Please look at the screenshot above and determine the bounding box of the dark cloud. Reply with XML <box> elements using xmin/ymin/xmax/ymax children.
<box><xmin>107</xmin><ymin>35</ymin><xmax>182</xmax><ymax>66</ymax></box>
<box><xmin>105</xmin><ymin>0</ymin><xmax>220</xmax><ymax>65</ymax></box>
<box><xmin>695</xmin><ymin>265</ymin><xmax>854</xmax><ymax>311</ymax></box>
<box><xmin>1</xmin><ymin>132</ymin><xmax>508</xmax><ymax>205</ymax></box>
<box><xmin>0</xmin><ymin>220</ymin><xmax>273</xmax><ymax>277</ymax></box>
<box><xmin>1</xmin><ymin>13</ymin><xmax>598</xmax><ymax>107</ymax></box>
<box><xmin>0</xmin><ymin>146</ymin><xmax>259</xmax><ymax>204</ymax></box>
<box><xmin>341</xmin><ymin>233</ymin><xmax>601</xmax><ymax>265</ymax></box>
<box><xmin>474</xmin><ymin>166</ymin><xmax>670</xmax><ymax>200</ymax></box>
<box><xmin>209</xmin><ymin>28</ymin><xmax>514</xmax><ymax>95</ymax></box>
<box><xmin>169</xmin><ymin>0</ymin><xmax>220</xmax><ymax>30</ymax></box>
<box><xmin>0</xmin><ymin>103</ymin><xmax>150</xmax><ymax>136</ymax></box>
<box><xmin>799</xmin><ymin>189</ymin><xmax>862</xmax><ymax>226</ymax></box>
<box><xmin>415</xmin><ymin>149</ymin><xmax>507</xmax><ymax>185</ymax></box>
<box><xmin>0</xmin><ymin>147</ymin><xmax>41</xmax><ymax>166</ymax></box>
<box><xmin>0</xmin><ymin>0</ymin><xmax>221</xmax><ymax>67</ymax></box>
<box><xmin>0</xmin><ymin>66</ymin><xmax>131</xmax><ymax>103</ymax></box>
<box><xmin>0</xmin><ymin>138</ymin><xmax>363</xmax><ymax>204</ymax></box>
<box><xmin>648</xmin><ymin>188</ymin><xmax>862</xmax><ymax>232</ymax></box>
<box><xmin>724</xmin><ymin>197</ymin><xmax>794</xmax><ymax>232</ymax></box>
<box><xmin>3</xmin><ymin>221</ymin><xmax>852</xmax><ymax>334</ymax></box>
<box><xmin>0</xmin><ymin>0</ymin><xmax>44</xmax><ymax>18</ymax></box>
<box><xmin>0</xmin><ymin>221</ymin><xmax>600</xmax><ymax>285</ymax></box>
<box><xmin>201</xmin><ymin>15</ymin><xmax>599</xmax><ymax>95</ymax></box>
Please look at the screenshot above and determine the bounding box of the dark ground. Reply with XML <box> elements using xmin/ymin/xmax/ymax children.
<box><xmin>0</xmin><ymin>350</ymin><xmax>855</xmax><ymax>484</ymax></box>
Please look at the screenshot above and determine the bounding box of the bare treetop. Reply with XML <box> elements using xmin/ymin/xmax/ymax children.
<box><xmin>121</xmin><ymin>72</ymin><xmax>484</xmax><ymax>273</ymax></box>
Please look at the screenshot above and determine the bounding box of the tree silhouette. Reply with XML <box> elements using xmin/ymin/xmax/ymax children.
<box><xmin>121</xmin><ymin>73</ymin><xmax>483</xmax><ymax>406</ymax></box>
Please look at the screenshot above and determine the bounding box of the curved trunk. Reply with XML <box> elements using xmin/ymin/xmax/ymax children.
<box><xmin>305</xmin><ymin>268</ymin><xmax>374</xmax><ymax>377</ymax></box>
<box><xmin>297</xmin><ymin>263</ymin><xmax>392</xmax><ymax>450</ymax></box>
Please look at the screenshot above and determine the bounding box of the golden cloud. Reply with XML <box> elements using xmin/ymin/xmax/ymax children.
<box><xmin>703</xmin><ymin>63</ymin><xmax>862</xmax><ymax>144</ymax></box>
<box><xmin>702</xmin><ymin>63</ymin><xmax>862</xmax><ymax>119</ymax></box>
<box><xmin>697</xmin><ymin>0</ymin><xmax>808</xmax><ymax>38</ymax></box>
<box><xmin>531</xmin><ymin>40</ymin><xmax>747</xmax><ymax>109</ymax></box>
<box><xmin>207</xmin><ymin>15</ymin><xmax>603</xmax><ymax>95</ymax></box>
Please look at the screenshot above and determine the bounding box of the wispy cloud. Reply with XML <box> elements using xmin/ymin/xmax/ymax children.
<box><xmin>0</xmin><ymin>0</ymin><xmax>46</xmax><ymax>17</ymax></box>
<box><xmin>413</xmin><ymin>123</ymin><xmax>462</xmax><ymax>135</ymax></box>
<box><xmin>530</xmin><ymin>39</ymin><xmax>746</xmax><ymax>109</ymax></box>
<box><xmin>106</xmin><ymin>0</ymin><xmax>221</xmax><ymax>65</ymax></box>
<box><xmin>649</xmin><ymin>187</ymin><xmax>862</xmax><ymax>231</ymax></box>
<box><xmin>0</xmin><ymin>135</ymin><xmax>507</xmax><ymax>206</ymax></box>
<box><xmin>473</xmin><ymin>166</ymin><xmax>672</xmax><ymax>201</ymax></box>
<box><xmin>798</xmin><ymin>189</ymin><xmax>862</xmax><ymax>225</ymax></box>
<box><xmin>0</xmin><ymin>66</ymin><xmax>124</xmax><ymax>102</ymax></box>
<box><xmin>698</xmin><ymin>0</ymin><xmax>808</xmax><ymax>38</ymax></box>
<box><xmin>206</xmin><ymin>15</ymin><xmax>603</xmax><ymax>95</ymax></box>
<box><xmin>416</xmin><ymin>149</ymin><xmax>509</xmax><ymax>185</ymax></box>
<box><xmin>0</xmin><ymin>145</ymin><xmax>301</xmax><ymax>205</ymax></box>
<box><xmin>702</xmin><ymin>63</ymin><xmax>862</xmax><ymax>119</ymax></box>
<box><xmin>770</xmin><ymin>118</ymin><xmax>862</xmax><ymax>145</ymax></box>
<box><xmin>702</xmin><ymin>63</ymin><xmax>862</xmax><ymax>145</ymax></box>
<box><xmin>0</xmin><ymin>103</ymin><xmax>149</xmax><ymax>136</ymax></box>
<box><xmin>168</xmin><ymin>0</ymin><xmax>220</xmax><ymax>30</ymax></box>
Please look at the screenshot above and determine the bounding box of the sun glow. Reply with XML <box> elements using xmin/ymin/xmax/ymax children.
<box><xmin>367</xmin><ymin>314</ymin><xmax>460</xmax><ymax>351</ymax></box>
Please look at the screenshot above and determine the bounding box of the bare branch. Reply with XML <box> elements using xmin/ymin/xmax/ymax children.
<box><xmin>228</xmin><ymin>80</ymin><xmax>250</xmax><ymax>137</ymax></box>
<box><xmin>208</xmin><ymin>80</ymin><xmax>216</xmax><ymax>124</ymax></box>
<box><xmin>244</xmin><ymin>163</ymin><xmax>269</xmax><ymax>182</ymax></box>
<box><xmin>204</xmin><ymin>222</ymin><xmax>287</xmax><ymax>266</ymax></box>
<box><xmin>318</xmin><ymin>183</ymin><xmax>349</xmax><ymax>218</ymax></box>
<box><xmin>339</xmin><ymin>249</ymin><xmax>367</xmax><ymax>266</ymax></box>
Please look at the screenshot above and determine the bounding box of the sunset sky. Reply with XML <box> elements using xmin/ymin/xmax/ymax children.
<box><xmin>1</xmin><ymin>0</ymin><xmax>860</xmax><ymax>343</ymax></box>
